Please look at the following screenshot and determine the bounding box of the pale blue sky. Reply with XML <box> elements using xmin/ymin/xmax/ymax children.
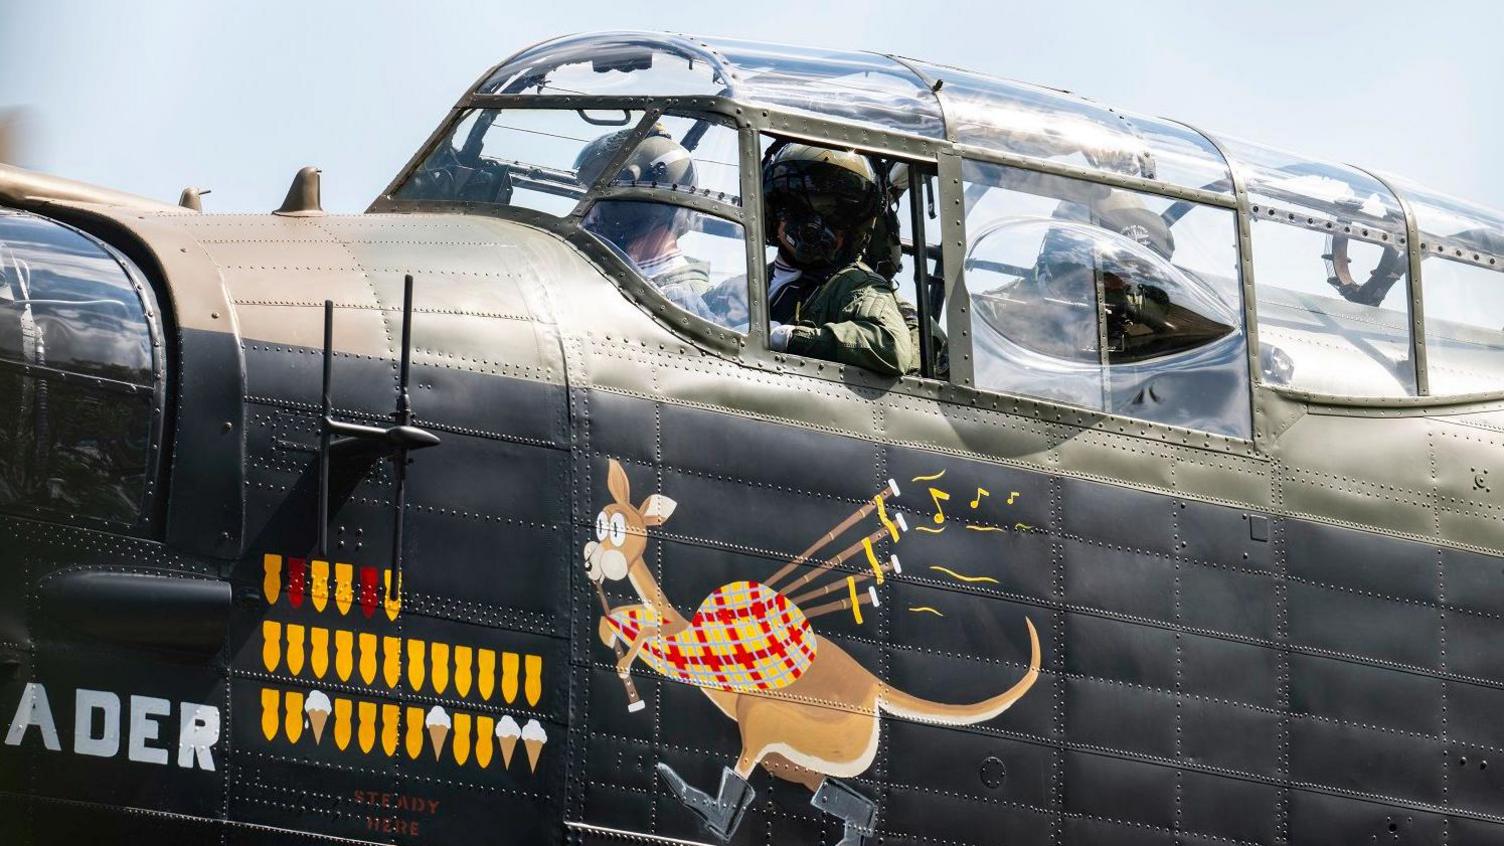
<box><xmin>1</xmin><ymin>1</ymin><xmax>1499</xmax><ymax>213</ymax></box>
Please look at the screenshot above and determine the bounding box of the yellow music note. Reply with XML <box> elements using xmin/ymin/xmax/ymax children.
<box><xmin>969</xmin><ymin>487</ymin><xmax>990</xmax><ymax>509</ymax></box>
<box><xmin>927</xmin><ymin>487</ymin><xmax>950</xmax><ymax>524</ymax></box>
<box><xmin>1006</xmin><ymin>491</ymin><xmax>1021</xmax><ymax>505</ymax></box>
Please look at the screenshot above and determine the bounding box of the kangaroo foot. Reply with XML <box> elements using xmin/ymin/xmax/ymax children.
<box><xmin>656</xmin><ymin>763</ymin><xmax>755</xmax><ymax>842</ymax></box>
<box><xmin>811</xmin><ymin>778</ymin><xmax>877</xmax><ymax>846</ymax></box>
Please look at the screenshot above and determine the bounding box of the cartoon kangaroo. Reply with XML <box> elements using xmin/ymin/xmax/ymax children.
<box><xmin>583</xmin><ymin>460</ymin><xmax>1041</xmax><ymax>846</ymax></box>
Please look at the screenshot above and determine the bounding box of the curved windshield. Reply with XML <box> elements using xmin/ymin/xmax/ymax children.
<box><xmin>396</xmin><ymin>108</ymin><xmax>646</xmax><ymax>215</ymax></box>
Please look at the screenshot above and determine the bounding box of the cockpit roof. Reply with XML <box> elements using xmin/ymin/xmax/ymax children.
<box><xmin>474</xmin><ymin>31</ymin><xmax>1502</xmax><ymax>255</ymax></box>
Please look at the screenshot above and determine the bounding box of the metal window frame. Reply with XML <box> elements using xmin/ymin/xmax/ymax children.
<box><xmin>368</xmin><ymin>78</ymin><xmax>1504</xmax><ymax>454</ymax></box>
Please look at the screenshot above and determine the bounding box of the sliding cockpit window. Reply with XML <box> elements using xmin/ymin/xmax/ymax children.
<box><xmin>959</xmin><ymin>161</ymin><xmax>1250</xmax><ymax>438</ymax></box>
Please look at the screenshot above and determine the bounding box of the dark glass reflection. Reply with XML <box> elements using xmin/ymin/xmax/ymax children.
<box><xmin>0</xmin><ymin>212</ymin><xmax>154</xmax><ymax>385</ymax></box>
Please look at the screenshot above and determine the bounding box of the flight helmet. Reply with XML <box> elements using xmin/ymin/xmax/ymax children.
<box><xmin>763</xmin><ymin>143</ymin><xmax>882</xmax><ymax>269</ymax></box>
<box><xmin>576</xmin><ymin>125</ymin><xmax>698</xmax><ymax>247</ymax></box>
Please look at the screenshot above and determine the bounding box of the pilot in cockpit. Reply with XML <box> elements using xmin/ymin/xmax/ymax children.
<box><xmin>761</xmin><ymin>143</ymin><xmax>917</xmax><ymax>377</ymax></box>
<box><xmin>575</xmin><ymin>127</ymin><xmax>723</xmax><ymax>322</ymax></box>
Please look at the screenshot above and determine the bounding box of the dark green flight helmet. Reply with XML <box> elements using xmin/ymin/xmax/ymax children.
<box><xmin>763</xmin><ymin>143</ymin><xmax>882</xmax><ymax>269</ymax></box>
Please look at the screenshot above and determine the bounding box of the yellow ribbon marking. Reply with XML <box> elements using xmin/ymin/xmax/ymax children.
<box><xmin>911</xmin><ymin>470</ymin><xmax>946</xmax><ymax>482</ymax></box>
<box><xmin>874</xmin><ymin>496</ymin><xmax>900</xmax><ymax>543</ymax></box>
<box><xmin>908</xmin><ymin>606</ymin><xmax>945</xmax><ymax>617</ymax></box>
<box><xmin>861</xmin><ymin>537</ymin><xmax>885</xmax><ymax>585</ymax></box>
<box><xmin>965</xmin><ymin>524</ymin><xmax>1006</xmax><ymax>533</ymax></box>
<box><xmin>847</xmin><ymin>577</ymin><xmax>864</xmax><ymax>625</ymax></box>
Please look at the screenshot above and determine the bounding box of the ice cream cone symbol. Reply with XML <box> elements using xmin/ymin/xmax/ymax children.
<box><xmin>477</xmin><ymin>650</ymin><xmax>496</xmax><ymax>701</ymax></box>
<box><xmin>404</xmin><ymin>707</ymin><xmax>424</xmax><ymax>760</ymax></box>
<box><xmin>454</xmin><ymin>646</ymin><xmax>473</xmax><ymax>698</ymax></box>
<box><xmin>453</xmin><ymin>713</ymin><xmax>472</xmax><ymax>766</ymax></box>
<box><xmin>305</xmin><ymin>691</ymin><xmax>331</xmax><ymax>744</ymax></box>
<box><xmin>475</xmin><ymin>716</ymin><xmax>495</xmax><ymax>768</ymax></box>
<box><xmin>259</xmin><ymin>688</ymin><xmax>279</xmax><ymax>741</ymax></box>
<box><xmin>310</xmin><ymin>559</ymin><xmax>330</xmax><ymax>613</ymax></box>
<box><xmin>381</xmin><ymin>704</ymin><xmax>400</xmax><ymax>757</ymax></box>
<box><xmin>425</xmin><ymin>707</ymin><xmax>451</xmax><ymax>761</ymax></box>
<box><xmin>261</xmin><ymin>621</ymin><xmax>281</xmax><ymax>673</ymax></box>
<box><xmin>357</xmin><ymin>701</ymin><xmax>377</xmax><ymax>754</ymax></box>
<box><xmin>334</xmin><ymin>562</ymin><xmax>353</xmax><ymax>616</ymax></box>
<box><xmin>495</xmin><ymin>715</ymin><xmax>520</xmax><ymax>769</ymax></box>
<box><xmin>383</xmin><ymin>570</ymin><xmax>401</xmax><ymax>621</ymax></box>
<box><xmin>262</xmin><ymin>554</ymin><xmax>281</xmax><ymax>605</ymax></box>
<box><xmin>284</xmin><ymin>690</ymin><xmax>304</xmax><ymax>744</ymax></box>
<box><xmin>500</xmin><ymin>652</ymin><xmax>518</xmax><ymax>704</ymax></box>
<box><xmin>286</xmin><ymin>624</ymin><xmax>306</xmax><ymax>677</ymax></box>
<box><xmin>521</xmin><ymin>718</ymin><xmax>547</xmax><ymax>773</ymax></box>
<box><xmin>335</xmin><ymin>630</ymin><xmax>354</xmax><ymax>682</ymax></box>
<box><xmin>383</xmin><ymin>636</ymin><xmax>401</xmax><ymax>689</ymax></box>
<box><xmin>310</xmin><ymin>627</ymin><xmax>329</xmax><ymax>679</ymax></box>
<box><xmin>407</xmin><ymin>640</ymin><xmax>426</xmax><ymax>692</ymax></box>
<box><xmin>524</xmin><ymin>654</ymin><xmax>543</xmax><ymax>707</ymax></box>
<box><xmin>358</xmin><ymin>633</ymin><xmax>378</xmax><ymax>686</ymax></box>
<box><xmin>334</xmin><ymin>698</ymin><xmax>352</xmax><ymax>750</ymax></box>
<box><xmin>431</xmin><ymin>643</ymin><xmax>450</xmax><ymax>695</ymax></box>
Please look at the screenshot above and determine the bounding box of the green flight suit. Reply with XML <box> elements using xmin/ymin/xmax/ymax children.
<box><xmin>772</xmin><ymin>262</ymin><xmax>917</xmax><ymax>377</ymax></box>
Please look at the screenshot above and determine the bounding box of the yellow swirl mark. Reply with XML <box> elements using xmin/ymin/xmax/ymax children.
<box><xmin>908</xmin><ymin>606</ymin><xmax>945</xmax><ymax>617</ymax></box>
<box><xmin>847</xmin><ymin>577</ymin><xmax>864</xmax><ymax>625</ymax></box>
<box><xmin>929</xmin><ymin>565</ymin><xmax>999</xmax><ymax>585</ymax></box>
<box><xmin>965</xmin><ymin>524</ymin><xmax>1005</xmax><ymax>533</ymax></box>
<box><xmin>1014</xmin><ymin>522</ymin><xmax>1034</xmax><ymax>531</ymax></box>
<box><xmin>910</xmin><ymin>470</ymin><xmax>946</xmax><ymax>482</ymax></box>
<box><xmin>915</xmin><ymin>526</ymin><xmax>946</xmax><ymax>534</ymax></box>
<box><xmin>874</xmin><ymin>496</ymin><xmax>900</xmax><ymax>542</ymax></box>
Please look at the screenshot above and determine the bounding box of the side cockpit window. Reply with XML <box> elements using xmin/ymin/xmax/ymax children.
<box><xmin>0</xmin><ymin>211</ymin><xmax>163</xmax><ymax>530</ymax></box>
<box><xmin>962</xmin><ymin>161</ymin><xmax>1250</xmax><ymax>438</ymax></box>
<box><xmin>579</xmin><ymin>114</ymin><xmax>751</xmax><ymax>334</ymax></box>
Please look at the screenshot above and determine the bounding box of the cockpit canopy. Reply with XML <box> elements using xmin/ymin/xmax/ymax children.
<box><xmin>381</xmin><ymin>31</ymin><xmax>1504</xmax><ymax>415</ymax></box>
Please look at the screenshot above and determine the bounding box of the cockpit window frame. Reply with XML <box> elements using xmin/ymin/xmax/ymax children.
<box><xmin>372</xmin><ymin>33</ymin><xmax>1504</xmax><ymax>460</ymax></box>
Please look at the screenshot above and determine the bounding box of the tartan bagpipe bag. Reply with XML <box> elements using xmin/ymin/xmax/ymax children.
<box><xmin>606</xmin><ymin>580</ymin><xmax>817</xmax><ymax>693</ymax></box>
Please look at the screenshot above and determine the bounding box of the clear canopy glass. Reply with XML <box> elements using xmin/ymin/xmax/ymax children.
<box><xmin>1221</xmin><ymin>137</ymin><xmax>1406</xmax><ymax>239</ymax></box>
<box><xmin>908</xmin><ymin>60</ymin><xmax>1232</xmax><ymax>193</ymax></box>
<box><xmin>479</xmin><ymin>33</ymin><xmax>725</xmax><ymax>97</ymax></box>
<box><xmin>694</xmin><ymin>38</ymin><xmax>945</xmax><ymax>139</ymax></box>
<box><xmin>1385</xmin><ymin>175</ymin><xmax>1504</xmax><ymax>260</ymax></box>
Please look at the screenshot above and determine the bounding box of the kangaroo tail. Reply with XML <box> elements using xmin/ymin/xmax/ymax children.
<box><xmin>878</xmin><ymin>617</ymin><xmax>1041</xmax><ymax>727</ymax></box>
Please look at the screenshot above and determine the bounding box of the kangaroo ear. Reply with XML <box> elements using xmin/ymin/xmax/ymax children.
<box><xmin>606</xmin><ymin>459</ymin><xmax>630</xmax><ymax>506</ymax></box>
<box><xmin>639</xmin><ymin>494</ymin><xmax>677</xmax><ymax>527</ymax></box>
